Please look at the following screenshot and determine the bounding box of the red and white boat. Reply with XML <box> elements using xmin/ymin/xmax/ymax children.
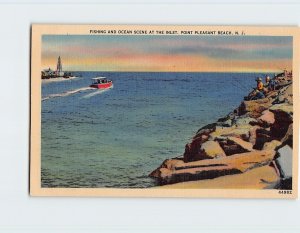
<box><xmin>90</xmin><ymin>77</ymin><xmax>113</xmax><ymax>89</ymax></box>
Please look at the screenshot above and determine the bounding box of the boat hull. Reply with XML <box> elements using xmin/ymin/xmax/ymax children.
<box><xmin>90</xmin><ymin>82</ymin><xmax>113</xmax><ymax>89</ymax></box>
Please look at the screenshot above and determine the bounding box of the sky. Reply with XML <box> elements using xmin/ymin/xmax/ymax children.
<box><xmin>41</xmin><ymin>35</ymin><xmax>293</xmax><ymax>72</ymax></box>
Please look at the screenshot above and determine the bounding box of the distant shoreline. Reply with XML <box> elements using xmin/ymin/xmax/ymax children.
<box><xmin>42</xmin><ymin>76</ymin><xmax>78</xmax><ymax>83</ymax></box>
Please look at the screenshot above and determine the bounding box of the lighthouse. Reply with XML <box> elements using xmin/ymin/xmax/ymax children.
<box><xmin>56</xmin><ymin>56</ymin><xmax>64</xmax><ymax>77</ymax></box>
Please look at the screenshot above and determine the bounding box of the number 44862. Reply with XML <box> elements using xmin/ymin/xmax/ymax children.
<box><xmin>278</xmin><ymin>190</ymin><xmax>292</xmax><ymax>194</ymax></box>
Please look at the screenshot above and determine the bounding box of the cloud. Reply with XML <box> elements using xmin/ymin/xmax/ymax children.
<box><xmin>41</xmin><ymin>35</ymin><xmax>292</xmax><ymax>72</ymax></box>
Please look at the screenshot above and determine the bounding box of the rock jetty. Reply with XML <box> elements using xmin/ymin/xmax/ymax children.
<box><xmin>150</xmin><ymin>75</ymin><xmax>293</xmax><ymax>190</ymax></box>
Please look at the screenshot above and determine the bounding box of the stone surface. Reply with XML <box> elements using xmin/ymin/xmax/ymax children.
<box><xmin>253</xmin><ymin>128</ymin><xmax>272</xmax><ymax>150</ymax></box>
<box><xmin>233</xmin><ymin>116</ymin><xmax>257</xmax><ymax>126</ymax></box>
<box><xmin>258</xmin><ymin>110</ymin><xmax>275</xmax><ymax>126</ymax></box>
<box><xmin>159</xmin><ymin>165</ymin><xmax>280</xmax><ymax>189</ymax></box>
<box><xmin>262</xmin><ymin>140</ymin><xmax>282</xmax><ymax>151</ymax></box>
<box><xmin>150</xmin><ymin>150</ymin><xmax>276</xmax><ymax>185</ymax></box>
<box><xmin>270</xmin><ymin>104</ymin><xmax>293</xmax><ymax>140</ymax></box>
<box><xmin>266</xmin><ymin>90</ymin><xmax>279</xmax><ymax>99</ymax></box>
<box><xmin>194</xmin><ymin>123</ymin><xmax>216</xmax><ymax>138</ymax></box>
<box><xmin>277</xmin><ymin>84</ymin><xmax>293</xmax><ymax>104</ymax></box>
<box><xmin>200</xmin><ymin>140</ymin><xmax>226</xmax><ymax>159</ymax></box>
<box><xmin>275</xmin><ymin>145</ymin><xmax>293</xmax><ymax>178</ymax></box>
<box><xmin>185</xmin><ymin>123</ymin><xmax>252</xmax><ymax>162</ymax></box>
<box><xmin>227</xmin><ymin>136</ymin><xmax>254</xmax><ymax>152</ymax></box>
<box><xmin>216</xmin><ymin>136</ymin><xmax>253</xmax><ymax>156</ymax></box>
<box><xmin>164</xmin><ymin>159</ymin><xmax>185</xmax><ymax>170</ymax></box>
<box><xmin>249</xmin><ymin>126</ymin><xmax>261</xmax><ymax>145</ymax></box>
<box><xmin>183</xmin><ymin>139</ymin><xmax>226</xmax><ymax>162</ymax></box>
<box><xmin>183</xmin><ymin>134</ymin><xmax>209</xmax><ymax>162</ymax></box>
<box><xmin>239</xmin><ymin>98</ymin><xmax>273</xmax><ymax>118</ymax></box>
<box><xmin>281</xmin><ymin>123</ymin><xmax>293</xmax><ymax>148</ymax></box>
<box><xmin>269</xmin><ymin>103</ymin><xmax>293</xmax><ymax>118</ymax></box>
<box><xmin>217</xmin><ymin>119</ymin><xmax>232</xmax><ymax>127</ymax></box>
<box><xmin>209</xmin><ymin>125</ymin><xmax>251</xmax><ymax>141</ymax></box>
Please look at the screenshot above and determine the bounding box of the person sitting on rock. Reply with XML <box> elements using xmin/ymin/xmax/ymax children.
<box><xmin>265</xmin><ymin>75</ymin><xmax>276</xmax><ymax>91</ymax></box>
<box><xmin>256</xmin><ymin>78</ymin><xmax>265</xmax><ymax>99</ymax></box>
<box><xmin>252</xmin><ymin>77</ymin><xmax>265</xmax><ymax>100</ymax></box>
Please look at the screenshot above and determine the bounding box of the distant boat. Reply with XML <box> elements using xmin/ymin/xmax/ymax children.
<box><xmin>90</xmin><ymin>77</ymin><xmax>113</xmax><ymax>89</ymax></box>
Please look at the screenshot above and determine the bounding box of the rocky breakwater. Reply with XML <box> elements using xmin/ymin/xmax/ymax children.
<box><xmin>150</xmin><ymin>78</ymin><xmax>293</xmax><ymax>189</ymax></box>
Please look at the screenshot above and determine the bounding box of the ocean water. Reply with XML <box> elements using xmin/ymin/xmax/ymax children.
<box><xmin>41</xmin><ymin>72</ymin><xmax>264</xmax><ymax>188</ymax></box>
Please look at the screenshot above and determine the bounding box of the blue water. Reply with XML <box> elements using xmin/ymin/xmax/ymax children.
<box><xmin>41</xmin><ymin>72</ymin><xmax>263</xmax><ymax>188</ymax></box>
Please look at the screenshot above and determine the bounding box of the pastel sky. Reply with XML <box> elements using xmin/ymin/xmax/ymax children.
<box><xmin>42</xmin><ymin>35</ymin><xmax>293</xmax><ymax>72</ymax></box>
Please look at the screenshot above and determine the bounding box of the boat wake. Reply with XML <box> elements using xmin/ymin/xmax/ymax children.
<box><xmin>82</xmin><ymin>87</ymin><xmax>112</xmax><ymax>99</ymax></box>
<box><xmin>42</xmin><ymin>87</ymin><xmax>93</xmax><ymax>101</ymax></box>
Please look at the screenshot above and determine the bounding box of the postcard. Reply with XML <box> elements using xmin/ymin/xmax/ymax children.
<box><xmin>30</xmin><ymin>24</ymin><xmax>299</xmax><ymax>198</ymax></box>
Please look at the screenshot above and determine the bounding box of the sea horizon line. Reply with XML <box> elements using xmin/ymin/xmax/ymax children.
<box><xmin>49</xmin><ymin>70</ymin><xmax>286</xmax><ymax>74</ymax></box>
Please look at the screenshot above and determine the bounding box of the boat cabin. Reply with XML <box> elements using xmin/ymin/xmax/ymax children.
<box><xmin>90</xmin><ymin>77</ymin><xmax>113</xmax><ymax>89</ymax></box>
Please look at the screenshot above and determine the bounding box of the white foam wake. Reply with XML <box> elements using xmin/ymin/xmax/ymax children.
<box><xmin>82</xmin><ymin>87</ymin><xmax>112</xmax><ymax>99</ymax></box>
<box><xmin>42</xmin><ymin>87</ymin><xmax>93</xmax><ymax>101</ymax></box>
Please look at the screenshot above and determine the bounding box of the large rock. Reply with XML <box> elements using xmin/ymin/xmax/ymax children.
<box><xmin>253</xmin><ymin>128</ymin><xmax>272</xmax><ymax>150</ymax></box>
<box><xmin>150</xmin><ymin>150</ymin><xmax>276</xmax><ymax>185</ymax></box>
<box><xmin>233</xmin><ymin>116</ymin><xmax>257</xmax><ymax>126</ymax></box>
<box><xmin>272</xmin><ymin>145</ymin><xmax>293</xmax><ymax>190</ymax></box>
<box><xmin>276</xmin><ymin>84</ymin><xmax>293</xmax><ymax>104</ymax></box>
<box><xmin>266</xmin><ymin>90</ymin><xmax>279</xmax><ymax>99</ymax></box>
<box><xmin>149</xmin><ymin>159</ymin><xmax>184</xmax><ymax>178</ymax></box>
<box><xmin>274</xmin><ymin>145</ymin><xmax>293</xmax><ymax>178</ymax></box>
<box><xmin>216</xmin><ymin>136</ymin><xmax>253</xmax><ymax>156</ymax></box>
<box><xmin>163</xmin><ymin>159</ymin><xmax>185</xmax><ymax>170</ymax></box>
<box><xmin>252</xmin><ymin>104</ymin><xmax>293</xmax><ymax>149</ymax></box>
<box><xmin>281</xmin><ymin>123</ymin><xmax>293</xmax><ymax>148</ymax></box>
<box><xmin>262</xmin><ymin>140</ymin><xmax>282</xmax><ymax>151</ymax></box>
<box><xmin>159</xmin><ymin>165</ymin><xmax>280</xmax><ymax>189</ymax></box>
<box><xmin>200</xmin><ymin>140</ymin><xmax>226</xmax><ymax>159</ymax></box>
<box><xmin>184</xmin><ymin>120</ymin><xmax>256</xmax><ymax>162</ymax></box>
<box><xmin>194</xmin><ymin>123</ymin><xmax>216</xmax><ymax>138</ymax></box>
<box><xmin>184</xmin><ymin>124</ymin><xmax>217</xmax><ymax>162</ymax></box>
<box><xmin>183</xmin><ymin>134</ymin><xmax>209</xmax><ymax>162</ymax></box>
<box><xmin>258</xmin><ymin>110</ymin><xmax>275</xmax><ymax>126</ymax></box>
<box><xmin>216</xmin><ymin>112</ymin><xmax>237</xmax><ymax>127</ymax></box>
<box><xmin>209</xmin><ymin>125</ymin><xmax>251</xmax><ymax>141</ymax></box>
<box><xmin>183</xmin><ymin>139</ymin><xmax>226</xmax><ymax>162</ymax></box>
<box><xmin>239</xmin><ymin>98</ymin><xmax>273</xmax><ymax>118</ymax></box>
<box><xmin>269</xmin><ymin>104</ymin><xmax>293</xmax><ymax>140</ymax></box>
<box><xmin>269</xmin><ymin>103</ymin><xmax>293</xmax><ymax>118</ymax></box>
<box><xmin>227</xmin><ymin>136</ymin><xmax>254</xmax><ymax>152</ymax></box>
<box><xmin>217</xmin><ymin>119</ymin><xmax>232</xmax><ymax>127</ymax></box>
<box><xmin>249</xmin><ymin>125</ymin><xmax>261</xmax><ymax>145</ymax></box>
